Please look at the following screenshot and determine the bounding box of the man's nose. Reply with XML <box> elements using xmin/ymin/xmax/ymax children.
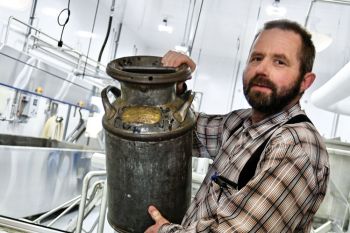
<box><xmin>255</xmin><ymin>59</ymin><xmax>270</xmax><ymax>75</ymax></box>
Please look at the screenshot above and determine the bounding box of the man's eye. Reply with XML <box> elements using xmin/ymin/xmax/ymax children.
<box><xmin>275</xmin><ymin>60</ymin><xmax>286</xmax><ymax>65</ymax></box>
<box><xmin>250</xmin><ymin>57</ymin><xmax>262</xmax><ymax>62</ymax></box>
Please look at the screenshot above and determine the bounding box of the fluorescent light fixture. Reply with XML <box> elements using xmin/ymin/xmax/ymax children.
<box><xmin>158</xmin><ymin>24</ymin><xmax>173</xmax><ymax>34</ymax></box>
<box><xmin>76</xmin><ymin>30</ymin><xmax>97</xmax><ymax>38</ymax></box>
<box><xmin>266</xmin><ymin>0</ymin><xmax>287</xmax><ymax>17</ymax></box>
<box><xmin>158</xmin><ymin>18</ymin><xmax>173</xmax><ymax>34</ymax></box>
<box><xmin>41</xmin><ymin>7</ymin><xmax>60</xmax><ymax>17</ymax></box>
<box><xmin>310</xmin><ymin>31</ymin><xmax>333</xmax><ymax>53</ymax></box>
<box><xmin>266</xmin><ymin>5</ymin><xmax>287</xmax><ymax>17</ymax></box>
<box><xmin>0</xmin><ymin>0</ymin><xmax>32</xmax><ymax>11</ymax></box>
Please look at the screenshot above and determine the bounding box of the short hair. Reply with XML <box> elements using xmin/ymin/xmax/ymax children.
<box><xmin>254</xmin><ymin>19</ymin><xmax>316</xmax><ymax>77</ymax></box>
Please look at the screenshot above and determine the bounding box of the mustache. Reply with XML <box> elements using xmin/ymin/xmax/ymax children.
<box><xmin>247</xmin><ymin>75</ymin><xmax>276</xmax><ymax>91</ymax></box>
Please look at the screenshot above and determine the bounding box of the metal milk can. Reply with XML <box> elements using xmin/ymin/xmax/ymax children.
<box><xmin>101</xmin><ymin>56</ymin><xmax>195</xmax><ymax>233</ymax></box>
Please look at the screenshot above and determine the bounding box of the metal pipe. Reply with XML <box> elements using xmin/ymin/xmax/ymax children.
<box><xmin>5</xmin><ymin>17</ymin><xmax>73</xmax><ymax>50</ymax></box>
<box><xmin>75</xmin><ymin>171</ymin><xmax>106</xmax><ymax>233</ymax></box>
<box><xmin>97</xmin><ymin>180</ymin><xmax>108</xmax><ymax>233</ymax></box>
<box><xmin>86</xmin><ymin>217</ymin><xmax>100</xmax><ymax>233</ymax></box>
<box><xmin>188</xmin><ymin>0</ymin><xmax>204</xmax><ymax>56</ymax></box>
<box><xmin>0</xmin><ymin>216</ymin><xmax>65</xmax><ymax>233</ymax></box>
<box><xmin>5</xmin><ymin>17</ymin><xmax>104</xmax><ymax>69</ymax></box>
<box><xmin>74</xmin><ymin>72</ymin><xmax>111</xmax><ymax>80</ymax></box>
<box><xmin>330</xmin><ymin>113</ymin><xmax>340</xmax><ymax>138</ymax></box>
<box><xmin>62</xmin><ymin>105</ymin><xmax>71</xmax><ymax>140</ymax></box>
<box><xmin>33</xmin><ymin>196</ymin><xmax>81</xmax><ymax>223</ymax></box>
<box><xmin>23</xmin><ymin>0</ymin><xmax>38</xmax><ymax>51</ymax></box>
<box><xmin>191</xmin><ymin>48</ymin><xmax>201</xmax><ymax>91</ymax></box>
<box><xmin>47</xmin><ymin>198</ymin><xmax>81</xmax><ymax>227</ymax></box>
<box><xmin>327</xmin><ymin>147</ymin><xmax>350</xmax><ymax>156</ymax></box>
<box><xmin>112</xmin><ymin>22</ymin><xmax>123</xmax><ymax>58</ymax></box>
<box><xmin>313</xmin><ymin>220</ymin><xmax>332</xmax><ymax>233</ymax></box>
<box><xmin>97</xmin><ymin>0</ymin><xmax>116</xmax><ymax>65</ymax></box>
<box><xmin>35</xmin><ymin>45</ymin><xmax>102</xmax><ymax>75</ymax></box>
<box><xmin>182</xmin><ymin>0</ymin><xmax>192</xmax><ymax>45</ymax></box>
<box><xmin>111</xmin><ymin>0</ymin><xmax>127</xmax><ymax>59</ymax></box>
<box><xmin>66</xmin><ymin>180</ymin><xmax>104</xmax><ymax>232</ymax></box>
<box><xmin>315</xmin><ymin>0</ymin><xmax>350</xmax><ymax>5</ymax></box>
<box><xmin>228</xmin><ymin>37</ymin><xmax>241</xmax><ymax>112</ymax></box>
<box><xmin>27</xmin><ymin>0</ymin><xmax>38</xmax><ymax>32</ymax></box>
<box><xmin>304</xmin><ymin>0</ymin><xmax>316</xmax><ymax>27</ymax></box>
<box><xmin>32</xmin><ymin>35</ymin><xmax>104</xmax><ymax>68</ymax></box>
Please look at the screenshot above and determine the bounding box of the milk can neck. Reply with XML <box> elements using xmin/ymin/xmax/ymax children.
<box><xmin>121</xmin><ymin>82</ymin><xmax>176</xmax><ymax>106</ymax></box>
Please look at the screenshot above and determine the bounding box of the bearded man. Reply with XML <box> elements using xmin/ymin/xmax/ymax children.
<box><xmin>146</xmin><ymin>19</ymin><xmax>329</xmax><ymax>233</ymax></box>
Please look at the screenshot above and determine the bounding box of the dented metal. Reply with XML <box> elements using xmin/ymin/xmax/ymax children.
<box><xmin>101</xmin><ymin>56</ymin><xmax>195</xmax><ymax>233</ymax></box>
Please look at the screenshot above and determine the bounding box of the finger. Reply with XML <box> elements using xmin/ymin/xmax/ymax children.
<box><xmin>148</xmin><ymin>206</ymin><xmax>163</xmax><ymax>222</ymax></box>
<box><xmin>167</xmin><ymin>52</ymin><xmax>183</xmax><ymax>67</ymax></box>
<box><xmin>161</xmin><ymin>50</ymin><xmax>196</xmax><ymax>72</ymax></box>
<box><xmin>161</xmin><ymin>50</ymin><xmax>176</xmax><ymax>65</ymax></box>
<box><xmin>169</xmin><ymin>53</ymin><xmax>196</xmax><ymax>71</ymax></box>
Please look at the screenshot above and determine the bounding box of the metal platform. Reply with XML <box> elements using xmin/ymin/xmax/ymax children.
<box><xmin>0</xmin><ymin>216</ymin><xmax>67</xmax><ymax>233</ymax></box>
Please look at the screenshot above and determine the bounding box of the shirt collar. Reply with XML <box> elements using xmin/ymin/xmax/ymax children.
<box><xmin>242</xmin><ymin>103</ymin><xmax>305</xmax><ymax>139</ymax></box>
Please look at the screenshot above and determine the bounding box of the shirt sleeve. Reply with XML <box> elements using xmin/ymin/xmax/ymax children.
<box><xmin>159</xmin><ymin>126</ymin><xmax>329</xmax><ymax>233</ymax></box>
<box><xmin>192</xmin><ymin>112</ymin><xmax>228</xmax><ymax>159</ymax></box>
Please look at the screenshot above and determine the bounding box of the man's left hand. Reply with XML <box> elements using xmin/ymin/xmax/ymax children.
<box><xmin>144</xmin><ymin>205</ymin><xmax>170</xmax><ymax>233</ymax></box>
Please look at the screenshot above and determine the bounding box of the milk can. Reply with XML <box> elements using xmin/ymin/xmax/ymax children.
<box><xmin>101</xmin><ymin>56</ymin><xmax>196</xmax><ymax>233</ymax></box>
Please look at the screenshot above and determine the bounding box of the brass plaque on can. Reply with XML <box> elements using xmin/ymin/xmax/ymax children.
<box><xmin>121</xmin><ymin>106</ymin><xmax>161</xmax><ymax>124</ymax></box>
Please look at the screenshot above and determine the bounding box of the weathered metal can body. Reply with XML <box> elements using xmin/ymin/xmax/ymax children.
<box><xmin>102</xmin><ymin>56</ymin><xmax>195</xmax><ymax>233</ymax></box>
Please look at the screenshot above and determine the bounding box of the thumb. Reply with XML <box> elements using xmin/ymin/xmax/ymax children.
<box><xmin>148</xmin><ymin>205</ymin><xmax>163</xmax><ymax>222</ymax></box>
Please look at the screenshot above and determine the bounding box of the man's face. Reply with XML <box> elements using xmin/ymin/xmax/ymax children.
<box><xmin>243</xmin><ymin>28</ymin><xmax>303</xmax><ymax>114</ymax></box>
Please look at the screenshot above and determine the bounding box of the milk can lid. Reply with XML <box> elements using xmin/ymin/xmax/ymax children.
<box><xmin>106</xmin><ymin>56</ymin><xmax>192</xmax><ymax>84</ymax></box>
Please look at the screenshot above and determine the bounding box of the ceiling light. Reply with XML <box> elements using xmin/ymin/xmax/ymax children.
<box><xmin>0</xmin><ymin>0</ymin><xmax>32</xmax><ymax>11</ymax></box>
<box><xmin>158</xmin><ymin>18</ymin><xmax>173</xmax><ymax>34</ymax></box>
<box><xmin>266</xmin><ymin>0</ymin><xmax>287</xmax><ymax>17</ymax></box>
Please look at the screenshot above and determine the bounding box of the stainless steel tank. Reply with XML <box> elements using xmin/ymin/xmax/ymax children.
<box><xmin>101</xmin><ymin>56</ymin><xmax>195</xmax><ymax>233</ymax></box>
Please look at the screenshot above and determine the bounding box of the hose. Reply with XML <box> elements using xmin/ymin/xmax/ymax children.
<box><xmin>98</xmin><ymin>15</ymin><xmax>113</xmax><ymax>63</ymax></box>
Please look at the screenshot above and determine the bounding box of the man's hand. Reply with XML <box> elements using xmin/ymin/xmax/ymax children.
<box><xmin>145</xmin><ymin>205</ymin><xmax>170</xmax><ymax>233</ymax></box>
<box><xmin>162</xmin><ymin>50</ymin><xmax>196</xmax><ymax>72</ymax></box>
<box><xmin>162</xmin><ymin>50</ymin><xmax>196</xmax><ymax>94</ymax></box>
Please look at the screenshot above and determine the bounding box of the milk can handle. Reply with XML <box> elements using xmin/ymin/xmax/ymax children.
<box><xmin>101</xmin><ymin>86</ymin><xmax>121</xmax><ymax>120</ymax></box>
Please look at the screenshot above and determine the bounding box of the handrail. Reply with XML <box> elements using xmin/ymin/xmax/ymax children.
<box><xmin>4</xmin><ymin>16</ymin><xmax>106</xmax><ymax>72</ymax></box>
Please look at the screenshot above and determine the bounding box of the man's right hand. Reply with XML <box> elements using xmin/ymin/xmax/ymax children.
<box><xmin>161</xmin><ymin>50</ymin><xmax>196</xmax><ymax>72</ymax></box>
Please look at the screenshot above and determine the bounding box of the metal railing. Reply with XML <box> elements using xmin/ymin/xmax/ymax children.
<box><xmin>4</xmin><ymin>16</ymin><xmax>109</xmax><ymax>79</ymax></box>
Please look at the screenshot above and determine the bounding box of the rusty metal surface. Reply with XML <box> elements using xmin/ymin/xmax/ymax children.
<box><xmin>102</xmin><ymin>56</ymin><xmax>195</xmax><ymax>232</ymax></box>
<box><xmin>106</xmin><ymin>56</ymin><xmax>191</xmax><ymax>84</ymax></box>
<box><xmin>105</xmin><ymin>131</ymin><xmax>192</xmax><ymax>232</ymax></box>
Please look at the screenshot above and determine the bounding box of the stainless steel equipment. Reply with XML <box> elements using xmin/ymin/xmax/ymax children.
<box><xmin>0</xmin><ymin>134</ymin><xmax>102</xmax><ymax>218</ymax></box>
<box><xmin>102</xmin><ymin>56</ymin><xmax>196</xmax><ymax>232</ymax></box>
<box><xmin>313</xmin><ymin>139</ymin><xmax>350</xmax><ymax>232</ymax></box>
<box><xmin>0</xmin><ymin>215</ymin><xmax>66</xmax><ymax>233</ymax></box>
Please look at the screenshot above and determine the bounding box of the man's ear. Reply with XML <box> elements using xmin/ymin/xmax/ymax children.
<box><xmin>300</xmin><ymin>72</ymin><xmax>316</xmax><ymax>93</ymax></box>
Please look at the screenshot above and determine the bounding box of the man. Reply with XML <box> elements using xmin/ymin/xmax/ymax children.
<box><xmin>145</xmin><ymin>19</ymin><xmax>329</xmax><ymax>233</ymax></box>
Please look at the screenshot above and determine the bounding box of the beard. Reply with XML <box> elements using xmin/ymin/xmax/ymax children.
<box><xmin>243</xmin><ymin>75</ymin><xmax>302</xmax><ymax>114</ymax></box>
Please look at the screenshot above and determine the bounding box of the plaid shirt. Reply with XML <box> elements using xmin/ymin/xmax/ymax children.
<box><xmin>160</xmin><ymin>103</ymin><xmax>329</xmax><ymax>233</ymax></box>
